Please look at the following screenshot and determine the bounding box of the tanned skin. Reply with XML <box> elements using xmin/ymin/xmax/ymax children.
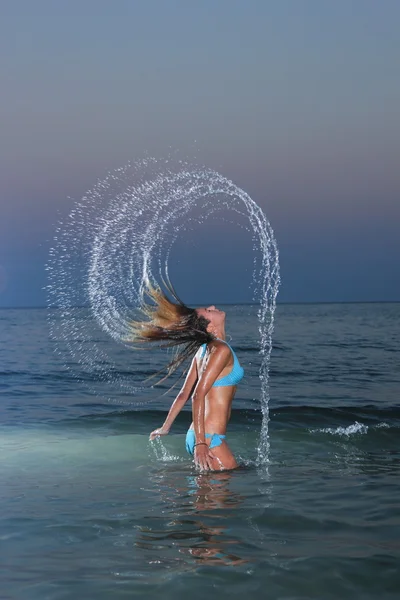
<box><xmin>150</xmin><ymin>306</ymin><xmax>238</xmax><ymax>471</ymax></box>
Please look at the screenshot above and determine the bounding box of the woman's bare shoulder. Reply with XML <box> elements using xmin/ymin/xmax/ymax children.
<box><xmin>207</xmin><ymin>339</ymin><xmax>230</xmax><ymax>357</ymax></box>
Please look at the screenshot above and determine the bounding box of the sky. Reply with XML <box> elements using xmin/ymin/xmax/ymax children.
<box><xmin>1</xmin><ymin>0</ymin><xmax>399</xmax><ymax>307</ymax></box>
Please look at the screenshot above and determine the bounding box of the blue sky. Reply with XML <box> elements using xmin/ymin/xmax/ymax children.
<box><xmin>1</xmin><ymin>0</ymin><xmax>399</xmax><ymax>306</ymax></box>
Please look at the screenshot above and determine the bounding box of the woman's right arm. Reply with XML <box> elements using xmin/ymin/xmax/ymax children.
<box><xmin>149</xmin><ymin>356</ymin><xmax>198</xmax><ymax>440</ymax></box>
<box><xmin>192</xmin><ymin>342</ymin><xmax>230</xmax><ymax>470</ymax></box>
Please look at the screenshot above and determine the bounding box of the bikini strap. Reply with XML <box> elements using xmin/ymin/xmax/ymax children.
<box><xmin>201</xmin><ymin>339</ymin><xmax>235</xmax><ymax>360</ymax></box>
<box><xmin>215</xmin><ymin>338</ymin><xmax>237</xmax><ymax>360</ymax></box>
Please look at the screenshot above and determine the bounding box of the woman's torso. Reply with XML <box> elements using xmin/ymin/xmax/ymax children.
<box><xmin>191</xmin><ymin>341</ymin><xmax>241</xmax><ymax>434</ymax></box>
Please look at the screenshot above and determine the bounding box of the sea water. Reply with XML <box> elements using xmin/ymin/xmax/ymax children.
<box><xmin>1</xmin><ymin>303</ymin><xmax>399</xmax><ymax>599</ymax></box>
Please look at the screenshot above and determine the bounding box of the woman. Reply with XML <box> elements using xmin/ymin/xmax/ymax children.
<box><xmin>131</xmin><ymin>279</ymin><xmax>244</xmax><ymax>471</ymax></box>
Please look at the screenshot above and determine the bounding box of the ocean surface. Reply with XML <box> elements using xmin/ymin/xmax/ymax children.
<box><xmin>1</xmin><ymin>303</ymin><xmax>399</xmax><ymax>599</ymax></box>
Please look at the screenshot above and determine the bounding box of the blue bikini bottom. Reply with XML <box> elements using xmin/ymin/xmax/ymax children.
<box><xmin>185</xmin><ymin>429</ymin><xmax>226</xmax><ymax>456</ymax></box>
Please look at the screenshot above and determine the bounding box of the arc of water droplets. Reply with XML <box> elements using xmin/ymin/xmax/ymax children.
<box><xmin>46</xmin><ymin>159</ymin><xmax>280</xmax><ymax>464</ymax></box>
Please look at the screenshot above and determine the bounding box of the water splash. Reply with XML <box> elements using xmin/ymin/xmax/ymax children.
<box><xmin>310</xmin><ymin>421</ymin><xmax>391</xmax><ymax>437</ymax></box>
<box><xmin>149</xmin><ymin>438</ymin><xmax>184</xmax><ymax>463</ymax></box>
<box><xmin>316</xmin><ymin>422</ymin><xmax>369</xmax><ymax>437</ymax></box>
<box><xmin>46</xmin><ymin>158</ymin><xmax>280</xmax><ymax>465</ymax></box>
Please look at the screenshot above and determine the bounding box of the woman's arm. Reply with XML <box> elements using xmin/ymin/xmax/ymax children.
<box><xmin>149</xmin><ymin>355</ymin><xmax>198</xmax><ymax>440</ymax></box>
<box><xmin>192</xmin><ymin>342</ymin><xmax>231</xmax><ymax>470</ymax></box>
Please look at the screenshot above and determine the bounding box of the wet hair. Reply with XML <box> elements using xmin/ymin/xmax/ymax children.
<box><xmin>129</xmin><ymin>277</ymin><xmax>214</xmax><ymax>384</ymax></box>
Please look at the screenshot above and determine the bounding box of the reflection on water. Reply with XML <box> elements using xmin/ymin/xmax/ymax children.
<box><xmin>135</xmin><ymin>468</ymin><xmax>249</xmax><ymax>567</ymax></box>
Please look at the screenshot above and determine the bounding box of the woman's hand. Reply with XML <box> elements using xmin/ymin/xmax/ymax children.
<box><xmin>194</xmin><ymin>443</ymin><xmax>215</xmax><ymax>471</ymax></box>
<box><xmin>149</xmin><ymin>427</ymin><xmax>169</xmax><ymax>441</ymax></box>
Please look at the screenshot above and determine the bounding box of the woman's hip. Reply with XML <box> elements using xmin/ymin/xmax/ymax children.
<box><xmin>185</xmin><ymin>428</ymin><xmax>226</xmax><ymax>456</ymax></box>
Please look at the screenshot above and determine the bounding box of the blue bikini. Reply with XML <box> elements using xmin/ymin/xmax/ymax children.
<box><xmin>186</xmin><ymin>340</ymin><xmax>244</xmax><ymax>456</ymax></box>
<box><xmin>186</xmin><ymin>430</ymin><xmax>226</xmax><ymax>455</ymax></box>
<box><xmin>200</xmin><ymin>341</ymin><xmax>244</xmax><ymax>387</ymax></box>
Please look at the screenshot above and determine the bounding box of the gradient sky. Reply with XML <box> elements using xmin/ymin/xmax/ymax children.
<box><xmin>1</xmin><ymin>0</ymin><xmax>399</xmax><ymax>306</ymax></box>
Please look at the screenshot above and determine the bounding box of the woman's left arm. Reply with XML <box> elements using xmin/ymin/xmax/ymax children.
<box><xmin>149</xmin><ymin>356</ymin><xmax>198</xmax><ymax>440</ymax></box>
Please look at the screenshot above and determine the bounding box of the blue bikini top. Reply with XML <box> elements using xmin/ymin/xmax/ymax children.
<box><xmin>200</xmin><ymin>340</ymin><xmax>244</xmax><ymax>387</ymax></box>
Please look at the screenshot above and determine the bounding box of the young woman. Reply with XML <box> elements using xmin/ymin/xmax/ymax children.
<box><xmin>130</xmin><ymin>280</ymin><xmax>244</xmax><ymax>471</ymax></box>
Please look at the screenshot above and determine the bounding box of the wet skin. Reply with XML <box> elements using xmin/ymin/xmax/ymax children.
<box><xmin>150</xmin><ymin>306</ymin><xmax>239</xmax><ymax>471</ymax></box>
<box><xmin>188</xmin><ymin>341</ymin><xmax>238</xmax><ymax>471</ymax></box>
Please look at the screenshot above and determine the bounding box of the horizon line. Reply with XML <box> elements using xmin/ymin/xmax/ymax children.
<box><xmin>1</xmin><ymin>300</ymin><xmax>399</xmax><ymax>310</ymax></box>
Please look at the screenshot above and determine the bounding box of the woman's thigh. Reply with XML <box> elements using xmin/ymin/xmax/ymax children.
<box><xmin>208</xmin><ymin>440</ymin><xmax>238</xmax><ymax>471</ymax></box>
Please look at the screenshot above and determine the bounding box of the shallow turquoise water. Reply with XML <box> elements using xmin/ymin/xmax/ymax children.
<box><xmin>1</xmin><ymin>304</ymin><xmax>399</xmax><ymax>599</ymax></box>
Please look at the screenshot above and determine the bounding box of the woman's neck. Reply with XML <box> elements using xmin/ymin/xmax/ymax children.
<box><xmin>213</xmin><ymin>326</ymin><xmax>226</xmax><ymax>340</ymax></box>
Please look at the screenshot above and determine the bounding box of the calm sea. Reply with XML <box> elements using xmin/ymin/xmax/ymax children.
<box><xmin>1</xmin><ymin>303</ymin><xmax>399</xmax><ymax>599</ymax></box>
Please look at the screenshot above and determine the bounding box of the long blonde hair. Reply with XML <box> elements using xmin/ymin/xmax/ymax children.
<box><xmin>129</xmin><ymin>277</ymin><xmax>213</xmax><ymax>382</ymax></box>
